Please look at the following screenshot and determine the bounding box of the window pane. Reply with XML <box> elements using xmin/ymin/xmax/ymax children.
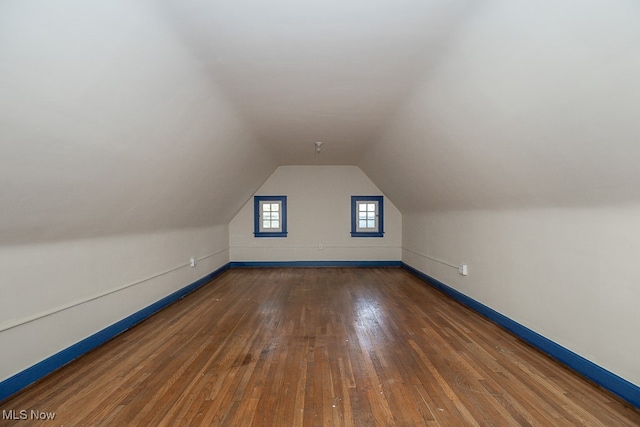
<box><xmin>263</xmin><ymin>220</ymin><xmax>271</xmax><ymax>229</ymax></box>
<box><xmin>359</xmin><ymin>203</ymin><xmax>367</xmax><ymax>211</ymax></box>
<box><xmin>263</xmin><ymin>212</ymin><xmax>271</xmax><ymax>220</ymax></box>
<box><xmin>368</xmin><ymin>203</ymin><xmax>376</xmax><ymax>211</ymax></box>
<box><xmin>272</xmin><ymin>220</ymin><xmax>279</xmax><ymax>229</ymax></box>
<box><xmin>271</xmin><ymin>203</ymin><xmax>279</xmax><ymax>211</ymax></box>
<box><xmin>359</xmin><ymin>220</ymin><xmax>367</xmax><ymax>228</ymax></box>
<box><xmin>263</xmin><ymin>204</ymin><xmax>271</xmax><ymax>212</ymax></box>
<box><xmin>367</xmin><ymin>212</ymin><xmax>375</xmax><ymax>219</ymax></box>
<box><xmin>359</xmin><ymin>212</ymin><xmax>366</xmax><ymax>220</ymax></box>
<box><xmin>367</xmin><ymin>220</ymin><xmax>375</xmax><ymax>228</ymax></box>
<box><xmin>271</xmin><ymin>212</ymin><xmax>279</xmax><ymax>220</ymax></box>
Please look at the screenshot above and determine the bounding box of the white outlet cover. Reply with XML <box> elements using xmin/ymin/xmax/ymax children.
<box><xmin>459</xmin><ymin>264</ymin><xmax>468</xmax><ymax>276</ymax></box>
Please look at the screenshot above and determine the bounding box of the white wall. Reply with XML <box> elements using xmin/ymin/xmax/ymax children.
<box><xmin>0</xmin><ymin>225</ymin><xmax>229</xmax><ymax>383</ymax></box>
<box><xmin>230</xmin><ymin>166</ymin><xmax>401</xmax><ymax>262</ymax></box>
<box><xmin>402</xmin><ymin>207</ymin><xmax>640</xmax><ymax>387</ymax></box>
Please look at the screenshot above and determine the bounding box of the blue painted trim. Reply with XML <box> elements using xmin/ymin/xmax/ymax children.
<box><xmin>351</xmin><ymin>196</ymin><xmax>384</xmax><ymax>237</ymax></box>
<box><xmin>253</xmin><ymin>232</ymin><xmax>288</xmax><ymax>238</ymax></box>
<box><xmin>401</xmin><ymin>262</ymin><xmax>640</xmax><ymax>409</ymax></box>
<box><xmin>0</xmin><ymin>263</ymin><xmax>230</xmax><ymax>403</ymax></box>
<box><xmin>254</xmin><ymin>195</ymin><xmax>288</xmax><ymax>238</ymax></box>
<box><xmin>230</xmin><ymin>261</ymin><xmax>402</xmax><ymax>268</ymax></box>
<box><xmin>8</xmin><ymin>260</ymin><xmax>636</xmax><ymax>409</ymax></box>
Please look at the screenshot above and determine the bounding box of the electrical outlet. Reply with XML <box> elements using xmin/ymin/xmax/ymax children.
<box><xmin>458</xmin><ymin>264</ymin><xmax>468</xmax><ymax>276</ymax></box>
<box><xmin>190</xmin><ymin>257</ymin><xmax>197</xmax><ymax>267</ymax></box>
<box><xmin>318</xmin><ymin>243</ymin><xmax>323</xmax><ymax>250</ymax></box>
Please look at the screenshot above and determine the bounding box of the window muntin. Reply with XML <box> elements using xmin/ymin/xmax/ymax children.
<box><xmin>351</xmin><ymin>196</ymin><xmax>383</xmax><ymax>237</ymax></box>
<box><xmin>254</xmin><ymin>196</ymin><xmax>287</xmax><ymax>237</ymax></box>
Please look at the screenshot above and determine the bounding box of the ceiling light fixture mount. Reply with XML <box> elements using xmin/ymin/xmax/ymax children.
<box><xmin>314</xmin><ymin>141</ymin><xmax>324</xmax><ymax>155</ymax></box>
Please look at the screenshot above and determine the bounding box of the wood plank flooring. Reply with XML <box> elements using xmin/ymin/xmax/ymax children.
<box><xmin>1</xmin><ymin>268</ymin><xmax>638</xmax><ymax>426</ymax></box>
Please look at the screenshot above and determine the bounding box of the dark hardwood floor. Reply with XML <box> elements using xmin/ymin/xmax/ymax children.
<box><xmin>1</xmin><ymin>268</ymin><xmax>638</xmax><ymax>426</ymax></box>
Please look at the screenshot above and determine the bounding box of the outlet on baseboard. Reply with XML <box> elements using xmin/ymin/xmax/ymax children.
<box><xmin>458</xmin><ymin>264</ymin><xmax>468</xmax><ymax>276</ymax></box>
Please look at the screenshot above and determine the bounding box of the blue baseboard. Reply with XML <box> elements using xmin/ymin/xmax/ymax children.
<box><xmin>6</xmin><ymin>261</ymin><xmax>636</xmax><ymax>410</ymax></box>
<box><xmin>0</xmin><ymin>263</ymin><xmax>230</xmax><ymax>403</ymax></box>
<box><xmin>230</xmin><ymin>260</ymin><xmax>402</xmax><ymax>268</ymax></box>
<box><xmin>1</xmin><ymin>260</ymin><xmax>399</xmax><ymax>402</ymax></box>
<box><xmin>401</xmin><ymin>262</ymin><xmax>640</xmax><ymax>409</ymax></box>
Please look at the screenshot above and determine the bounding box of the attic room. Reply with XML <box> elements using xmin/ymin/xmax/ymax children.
<box><xmin>1</xmin><ymin>0</ymin><xmax>639</xmax><ymax>425</ymax></box>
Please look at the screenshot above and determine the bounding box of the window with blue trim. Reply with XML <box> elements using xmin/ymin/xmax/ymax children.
<box><xmin>351</xmin><ymin>196</ymin><xmax>383</xmax><ymax>237</ymax></box>
<box><xmin>254</xmin><ymin>196</ymin><xmax>287</xmax><ymax>237</ymax></box>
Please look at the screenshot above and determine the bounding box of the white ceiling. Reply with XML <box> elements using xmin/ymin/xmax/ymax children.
<box><xmin>361</xmin><ymin>0</ymin><xmax>640</xmax><ymax>211</ymax></box>
<box><xmin>2</xmin><ymin>0</ymin><xmax>640</xmax><ymax>243</ymax></box>
<box><xmin>157</xmin><ymin>0</ymin><xmax>478</xmax><ymax>164</ymax></box>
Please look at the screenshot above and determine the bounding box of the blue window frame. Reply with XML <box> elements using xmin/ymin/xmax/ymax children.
<box><xmin>351</xmin><ymin>196</ymin><xmax>384</xmax><ymax>237</ymax></box>
<box><xmin>254</xmin><ymin>196</ymin><xmax>287</xmax><ymax>237</ymax></box>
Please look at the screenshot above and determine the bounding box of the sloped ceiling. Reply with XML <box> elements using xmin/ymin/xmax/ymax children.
<box><xmin>0</xmin><ymin>0</ymin><xmax>278</xmax><ymax>244</ymax></box>
<box><xmin>2</xmin><ymin>0</ymin><xmax>640</xmax><ymax>244</ymax></box>
<box><xmin>360</xmin><ymin>0</ymin><xmax>640</xmax><ymax>211</ymax></box>
<box><xmin>157</xmin><ymin>0</ymin><xmax>478</xmax><ymax>165</ymax></box>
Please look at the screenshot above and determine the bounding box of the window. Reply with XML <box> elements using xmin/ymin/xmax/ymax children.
<box><xmin>351</xmin><ymin>196</ymin><xmax>383</xmax><ymax>237</ymax></box>
<box><xmin>254</xmin><ymin>196</ymin><xmax>287</xmax><ymax>237</ymax></box>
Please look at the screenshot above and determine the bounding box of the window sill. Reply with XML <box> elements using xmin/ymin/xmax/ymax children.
<box><xmin>254</xmin><ymin>232</ymin><xmax>288</xmax><ymax>238</ymax></box>
<box><xmin>350</xmin><ymin>232</ymin><xmax>384</xmax><ymax>238</ymax></box>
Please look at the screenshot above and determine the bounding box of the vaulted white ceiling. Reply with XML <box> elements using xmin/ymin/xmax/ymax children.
<box><xmin>2</xmin><ymin>0</ymin><xmax>640</xmax><ymax>244</ymax></box>
<box><xmin>157</xmin><ymin>0</ymin><xmax>477</xmax><ymax>164</ymax></box>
